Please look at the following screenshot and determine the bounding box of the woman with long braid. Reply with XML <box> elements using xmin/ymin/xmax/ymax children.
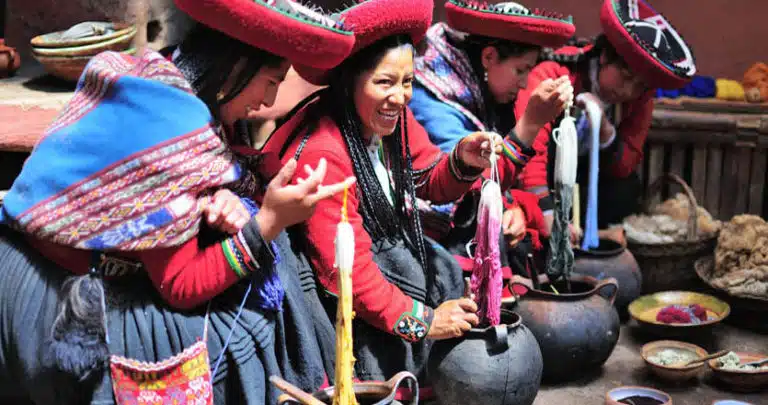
<box><xmin>255</xmin><ymin>0</ymin><xmax>515</xmax><ymax>384</ymax></box>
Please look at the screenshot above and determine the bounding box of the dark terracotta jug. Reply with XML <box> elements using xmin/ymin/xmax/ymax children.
<box><xmin>573</xmin><ymin>238</ymin><xmax>642</xmax><ymax>316</ymax></box>
<box><xmin>427</xmin><ymin>310</ymin><xmax>543</xmax><ymax>405</ymax></box>
<box><xmin>277</xmin><ymin>371</ymin><xmax>418</xmax><ymax>405</ymax></box>
<box><xmin>504</xmin><ymin>274</ymin><xmax>620</xmax><ymax>383</ymax></box>
<box><xmin>0</xmin><ymin>39</ymin><xmax>21</xmax><ymax>78</ymax></box>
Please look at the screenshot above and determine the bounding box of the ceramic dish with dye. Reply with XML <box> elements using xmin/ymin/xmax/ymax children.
<box><xmin>629</xmin><ymin>291</ymin><xmax>730</xmax><ymax>338</ymax></box>
<box><xmin>711</xmin><ymin>400</ymin><xmax>755</xmax><ymax>405</ymax></box>
<box><xmin>31</xmin><ymin>22</ymin><xmax>135</xmax><ymax>48</ymax></box>
<box><xmin>33</xmin><ymin>48</ymin><xmax>136</xmax><ymax>82</ymax></box>
<box><xmin>641</xmin><ymin>340</ymin><xmax>708</xmax><ymax>382</ymax></box>
<box><xmin>605</xmin><ymin>386</ymin><xmax>672</xmax><ymax>405</ymax></box>
<box><xmin>32</xmin><ymin>29</ymin><xmax>135</xmax><ymax>57</ymax></box>
<box><xmin>708</xmin><ymin>351</ymin><xmax>768</xmax><ymax>393</ymax></box>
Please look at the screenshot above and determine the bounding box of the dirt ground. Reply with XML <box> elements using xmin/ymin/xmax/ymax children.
<box><xmin>533</xmin><ymin>320</ymin><xmax>768</xmax><ymax>405</ymax></box>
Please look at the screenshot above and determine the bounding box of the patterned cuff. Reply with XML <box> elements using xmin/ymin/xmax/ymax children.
<box><xmin>222</xmin><ymin>234</ymin><xmax>256</xmax><ymax>278</ymax></box>
<box><xmin>502</xmin><ymin>131</ymin><xmax>535</xmax><ymax>167</ymax></box>
<box><xmin>393</xmin><ymin>300</ymin><xmax>434</xmax><ymax>342</ymax></box>
<box><xmin>449</xmin><ymin>141</ymin><xmax>483</xmax><ymax>183</ymax></box>
<box><xmin>225</xmin><ymin>219</ymin><xmax>279</xmax><ymax>278</ymax></box>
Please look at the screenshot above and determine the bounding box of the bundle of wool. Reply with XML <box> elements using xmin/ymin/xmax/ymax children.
<box><xmin>470</xmin><ymin>141</ymin><xmax>504</xmax><ymax>325</ymax></box>
<box><xmin>546</xmin><ymin>103</ymin><xmax>578</xmax><ymax>281</ymax></box>
<box><xmin>742</xmin><ymin>62</ymin><xmax>768</xmax><ymax>103</ymax></box>
<box><xmin>715</xmin><ymin>78</ymin><xmax>745</xmax><ymax>101</ymax></box>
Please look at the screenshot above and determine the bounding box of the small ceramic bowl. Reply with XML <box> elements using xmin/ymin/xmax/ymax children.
<box><xmin>711</xmin><ymin>400</ymin><xmax>755</xmax><ymax>405</ymax></box>
<box><xmin>32</xmin><ymin>28</ymin><xmax>135</xmax><ymax>57</ymax></box>
<box><xmin>708</xmin><ymin>352</ymin><xmax>768</xmax><ymax>393</ymax></box>
<box><xmin>628</xmin><ymin>291</ymin><xmax>730</xmax><ymax>338</ymax></box>
<box><xmin>641</xmin><ymin>340</ymin><xmax>708</xmax><ymax>382</ymax></box>
<box><xmin>31</xmin><ymin>22</ymin><xmax>135</xmax><ymax>48</ymax></box>
<box><xmin>605</xmin><ymin>386</ymin><xmax>672</xmax><ymax>405</ymax></box>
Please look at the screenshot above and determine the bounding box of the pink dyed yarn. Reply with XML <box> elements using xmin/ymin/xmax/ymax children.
<box><xmin>470</xmin><ymin>180</ymin><xmax>503</xmax><ymax>326</ymax></box>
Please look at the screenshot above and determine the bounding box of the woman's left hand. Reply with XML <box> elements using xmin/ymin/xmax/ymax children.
<box><xmin>205</xmin><ymin>189</ymin><xmax>252</xmax><ymax>234</ymax></box>
<box><xmin>457</xmin><ymin>131</ymin><xmax>504</xmax><ymax>169</ymax></box>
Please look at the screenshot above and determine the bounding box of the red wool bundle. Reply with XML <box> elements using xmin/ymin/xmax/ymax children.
<box><xmin>470</xmin><ymin>174</ymin><xmax>504</xmax><ymax>326</ymax></box>
<box><xmin>656</xmin><ymin>304</ymin><xmax>708</xmax><ymax>324</ymax></box>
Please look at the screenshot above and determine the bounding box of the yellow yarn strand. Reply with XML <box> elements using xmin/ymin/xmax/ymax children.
<box><xmin>334</xmin><ymin>184</ymin><xmax>358</xmax><ymax>405</ymax></box>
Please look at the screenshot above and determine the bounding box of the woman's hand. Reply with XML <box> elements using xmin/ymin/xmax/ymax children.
<box><xmin>457</xmin><ymin>132</ymin><xmax>504</xmax><ymax>169</ymax></box>
<box><xmin>502</xmin><ymin>205</ymin><xmax>527</xmax><ymax>247</ymax></box>
<box><xmin>256</xmin><ymin>158</ymin><xmax>356</xmax><ymax>241</ymax></box>
<box><xmin>427</xmin><ymin>298</ymin><xmax>479</xmax><ymax>340</ymax></box>
<box><xmin>516</xmin><ymin>76</ymin><xmax>574</xmax><ymax>145</ymax></box>
<box><xmin>204</xmin><ymin>189</ymin><xmax>252</xmax><ymax>234</ymax></box>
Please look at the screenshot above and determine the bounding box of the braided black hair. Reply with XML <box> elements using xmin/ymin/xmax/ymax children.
<box><xmin>283</xmin><ymin>34</ymin><xmax>428</xmax><ymax>270</ymax></box>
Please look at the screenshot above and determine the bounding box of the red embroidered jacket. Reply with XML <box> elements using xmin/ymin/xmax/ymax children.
<box><xmin>514</xmin><ymin>48</ymin><xmax>654</xmax><ymax>206</ymax></box>
<box><xmin>260</xmin><ymin>103</ymin><xmax>533</xmax><ymax>341</ymax></box>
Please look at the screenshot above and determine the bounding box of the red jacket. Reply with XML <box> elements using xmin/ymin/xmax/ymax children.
<box><xmin>259</xmin><ymin>102</ymin><xmax>495</xmax><ymax>340</ymax></box>
<box><xmin>514</xmin><ymin>51</ymin><xmax>654</xmax><ymax>202</ymax></box>
<box><xmin>29</xmin><ymin>222</ymin><xmax>272</xmax><ymax>310</ymax></box>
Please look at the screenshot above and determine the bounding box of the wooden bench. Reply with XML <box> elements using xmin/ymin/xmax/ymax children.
<box><xmin>637</xmin><ymin>97</ymin><xmax>768</xmax><ymax>220</ymax></box>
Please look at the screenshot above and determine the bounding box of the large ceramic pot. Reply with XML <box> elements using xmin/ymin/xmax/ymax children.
<box><xmin>277</xmin><ymin>371</ymin><xmax>418</xmax><ymax>405</ymax></box>
<box><xmin>427</xmin><ymin>310</ymin><xmax>543</xmax><ymax>405</ymax></box>
<box><xmin>574</xmin><ymin>238</ymin><xmax>642</xmax><ymax>316</ymax></box>
<box><xmin>504</xmin><ymin>273</ymin><xmax>620</xmax><ymax>383</ymax></box>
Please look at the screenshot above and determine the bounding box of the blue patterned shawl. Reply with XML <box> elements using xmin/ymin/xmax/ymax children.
<box><xmin>0</xmin><ymin>50</ymin><xmax>240</xmax><ymax>251</ymax></box>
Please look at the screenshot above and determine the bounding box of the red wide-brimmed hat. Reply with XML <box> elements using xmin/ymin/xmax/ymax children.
<box><xmin>600</xmin><ymin>0</ymin><xmax>695</xmax><ymax>89</ymax></box>
<box><xmin>294</xmin><ymin>0</ymin><xmax>434</xmax><ymax>85</ymax></box>
<box><xmin>174</xmin><ymin>0</ymin><xmax>355</xmax><ymax>69</ymax></box>
<box><xmin>444</xmin><ymin>0</ymin><xmax>576</xmax><ymax>49</ymax></box>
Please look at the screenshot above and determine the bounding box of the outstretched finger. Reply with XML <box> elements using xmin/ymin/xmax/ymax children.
<box><xmin>305</xmin><ymin>176</ymin><xmax>356</xmax><ymax>205</ymax></box>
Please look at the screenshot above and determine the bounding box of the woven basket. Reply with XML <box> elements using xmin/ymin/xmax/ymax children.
<box><xmin>627</xmin><ymin>173</ymin><xmax>718</xmax><ymax>293</ymax></box>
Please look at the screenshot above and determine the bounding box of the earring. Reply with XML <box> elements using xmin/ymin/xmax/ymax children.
<box><xmin>484</xmin><ymin>70</ymin><xmax>488</xmax><ymax>82</ymax></box>
<box><xmin>216</xmin><ymin>91</ymin><xmax>225</xmax><ymax>102</ymax></box>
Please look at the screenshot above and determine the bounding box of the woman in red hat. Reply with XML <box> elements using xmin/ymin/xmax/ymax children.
<box><xmin>0</xmin><ymin>0</ymin><xmax>358</xmax><ymax>404</ymax></box>
<box><xmin>257</xmin><ymin>0</ymin><xmax>507</xmax><ymax>383</ymax></box>
<box><xmin>517</xmin><ymin>0</ymin><xmax>696</xmax><ymax>232</ymax></box>
<box><xmin>409</xmin><ymin>0</ymin><xmax>577</xmax><ymax>279</ymax></box>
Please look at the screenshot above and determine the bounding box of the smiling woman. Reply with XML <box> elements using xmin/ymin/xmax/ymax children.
<box><xmin>352</xmin><ymin>37</ymin><xmax>415</xmax><ymax>139</ymax></box>
<box><xmin>249</xmin><ymin>0</ymin><xmax>524</xmax><ymax>385</ymax></box>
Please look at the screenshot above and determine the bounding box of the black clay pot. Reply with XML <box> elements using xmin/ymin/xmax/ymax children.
<box><xmin>427</xmin><ymin>310</ymin><xmax>543</xmax><ymax>405</ymax></box>
<box><xmin>504</xmin><ymin>274</ymin><xmax>620</xmax><ymax>383</ymax></box>
<box><xmin>573</xmin><ymin>238</ymin><xmax>642</xmax><ymax>317</ymax></box>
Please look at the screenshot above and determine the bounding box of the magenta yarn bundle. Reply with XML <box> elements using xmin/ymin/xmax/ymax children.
<box><xmin>470</xmin><ymin>159</ymin><xmax>504</xmax><ymax>326</ymax></box>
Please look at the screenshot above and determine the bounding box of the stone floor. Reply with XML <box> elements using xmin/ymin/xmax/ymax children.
<box><xmin>533</xmin><ymin>319</ymin><xmax>768</xmax><ymax>405</ymax></box>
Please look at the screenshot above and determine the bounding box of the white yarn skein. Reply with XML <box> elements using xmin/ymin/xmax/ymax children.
<box><xmin>553</xmin><ymin>84</ymin><xmax>577</xmax><ymax>186</ymax></box>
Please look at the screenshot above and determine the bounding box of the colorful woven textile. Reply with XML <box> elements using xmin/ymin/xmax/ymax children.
<box><xmin>0</xmin><ymin>49</ymin><xmax>240</xmax><ymax>251</ymax></box>
<box><xmin>110</xmin><ymin>339</ymin><xmax>213</xmax><ymax>405</ymax></box>
<box><xmin>414</xmin><ymin>22</ymin><xmax>487</xmax><ymax>131</ymax></box>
